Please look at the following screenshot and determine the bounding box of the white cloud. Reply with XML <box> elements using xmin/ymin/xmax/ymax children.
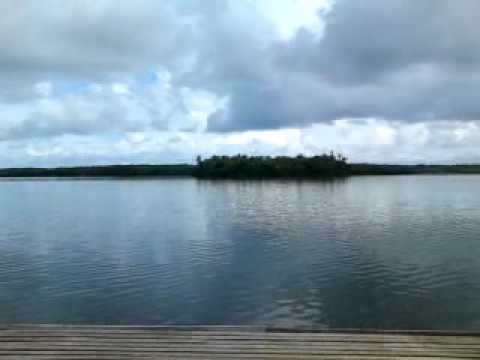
<box><xmin>256</xmin><ymin>0</ymin><xmax>328</xmax><ymax>40</ymax></box>
<box><xmin>0</xmin><ymin>0</ymin><xmax>480</xmax><ymax>166</ymax></box>
<box><xmin>3</xmin><ymin>119</ymin><xmax>480</xmax><ymax>167</ymax></box>
<box><xmin>34</xmin><ymin>82</ymin><xmax>53</xmax><ymax>97</ymax></box>
<box><xmin>112</xmin><ymin>83</ymin><xmax>131</xmax><ymax>96</ymax></box>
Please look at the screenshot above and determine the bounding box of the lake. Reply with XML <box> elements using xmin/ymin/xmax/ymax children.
<box><xmin>0</xmin><ymin>175</ymin><xmax>479</xmax><ymax>329</ymax></box>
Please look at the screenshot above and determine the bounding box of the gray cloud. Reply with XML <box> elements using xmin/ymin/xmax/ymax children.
<box><xmin>315</xmin><ymin>0</ymin><xmax>480</xmax><ymax>82</ymax></box>
<box><xmin>0</xmin><ymin>0</ymin><xmax>199</xmax><ymax>101</ymax></box>
<box><xmin>1</xmin><ymin>0</ymin><xmax>480</xmax><ymax>164</ymax></box>
<box><xmin>3</xmin><ymin>0</ymin><xmax>480</xmax><ymax>133</ymax></box>
<box><xmin>204</xmin><ymin>0</ymin><xmax>480</xmax><ymax>131</ymax></box>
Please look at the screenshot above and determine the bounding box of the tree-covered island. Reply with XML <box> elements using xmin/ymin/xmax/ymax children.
<box><xmin>1</xmin><ymin>153</ymin><xmax>480</xmax><ymax>178</ymax></box>
<box><xmin>194</xmin><ymin>153</ymin><xmax>349</xmax><ymax>178</ymax></box>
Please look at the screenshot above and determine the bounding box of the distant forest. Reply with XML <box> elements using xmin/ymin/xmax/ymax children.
<box><xmin>0</xmin><ymin>165</ymin><xmax>195</xmax><ymax>177</ymax></box>
<box><xmin>194</xmin><ymin>153</ymin><xmax>349</xmax><ymax>178</ymax></box>
<box><xmin>1</xmin><ymin>154</ymin><xmax>480</xmax><ymax>178</ymax></box>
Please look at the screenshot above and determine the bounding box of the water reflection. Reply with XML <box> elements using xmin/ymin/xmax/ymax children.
<box><xmin>0</xmin><ymin>176</ymin><xmax>479</xmax><ymax>329</ymax></box>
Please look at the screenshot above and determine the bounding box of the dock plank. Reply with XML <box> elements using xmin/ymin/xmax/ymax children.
<box><xmin>0</xmin><ymin>326</ymin><xmax>478</xmax><ymax>359</ymax></box>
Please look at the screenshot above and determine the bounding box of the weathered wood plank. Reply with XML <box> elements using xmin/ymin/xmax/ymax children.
<box><xmin>0</xmin><ymin>355</ymin><xmax>476</xmax><ymax>360</ymax></box>
<box><xmin>0</xmin><ymin>343</ymin><xmax>478</xmax><ymax>354</ymax></box>
<box><xmin>2</xmin><ymin>330</ymin><xmax>480</xmax><ymax>341</ymax></box>
<box><xmin>0</xmin><ymin>354</ymin><xmax>476</xmax><ymax>359</ymax></box>
<box><xmin>0</xmin><ymin>326</ymin><xmax>478</xmax><ymax>359</ymax></box>
<box><xmin>0</xmin><ymin>338</ymin><xmax>479</xmax><ymax>350</ymax></box>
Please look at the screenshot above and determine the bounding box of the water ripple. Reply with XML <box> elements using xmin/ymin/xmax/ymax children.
<box><xmin>0</xmin><ymin>176</ymin><xmax>479</xmax><ymax>329</ymax></box>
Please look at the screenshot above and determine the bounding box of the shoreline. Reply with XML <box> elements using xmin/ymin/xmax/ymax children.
<box><xmin>2</xmin><ymin>163</ymin><xmax>480</xmax><ymax>178</ymax></box>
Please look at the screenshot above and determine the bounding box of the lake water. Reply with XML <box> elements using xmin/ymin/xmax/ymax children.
<box><xmin>0</xmin><ymin>175</ymin><xmax>479</xmax><ymax>329</ymax></box>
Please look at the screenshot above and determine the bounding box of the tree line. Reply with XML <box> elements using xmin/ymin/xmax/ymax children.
<box><xmin>1</xmin><ymin>155</ymin><xmax>480</xmax><ymax>178</ymax></box>
<box><xmin>0</xmin><ymin>164</ymin><xmax>195</xmax><ymax>177</ymax></box>
<box><xmin>194</xmin><ymin>153</ymin><xmax>349</xmax><ymax>178</ymax></box>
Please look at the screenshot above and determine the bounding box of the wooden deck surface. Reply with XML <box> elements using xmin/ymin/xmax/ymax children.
<box><xmin>0</xmin><ymin>325</ymin><xmax>479</xmax><ymax>359</ymax></box>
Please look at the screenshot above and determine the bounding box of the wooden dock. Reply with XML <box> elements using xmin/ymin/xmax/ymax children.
<box><xmin>0</xmin><ymin>325</ymin><xmax>479</xmax><ymax>359</ymax></box>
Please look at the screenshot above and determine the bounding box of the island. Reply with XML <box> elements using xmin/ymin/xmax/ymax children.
<box><xmin>1</xmin><ymin>153</ymin><xmax>480</xmax><ymax>178</ymax></box>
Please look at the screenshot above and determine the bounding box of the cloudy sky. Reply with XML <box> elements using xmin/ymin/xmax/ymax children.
<box><xmin>1</xmin><ymin>0</ymin><xmax>480</xmax><ymax>167</ymax></box>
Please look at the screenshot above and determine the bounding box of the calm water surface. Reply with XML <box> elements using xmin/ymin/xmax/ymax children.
<box><xmin>0</xmin><ymin>176</ymin><xmax>479</xmax><ymax>329</ymax></box>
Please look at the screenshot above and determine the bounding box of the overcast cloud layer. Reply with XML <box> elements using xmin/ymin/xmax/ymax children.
<box><xmin>1</xmin><ymin>0</ymin><xmax>480</xmax><ymax>166</ymax></box>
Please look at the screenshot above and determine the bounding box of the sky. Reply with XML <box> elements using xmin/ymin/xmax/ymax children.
<box><xmin>2</xmin><ymin>0</ymin><xmax>480</xmax><ymax>167</ymax></box>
